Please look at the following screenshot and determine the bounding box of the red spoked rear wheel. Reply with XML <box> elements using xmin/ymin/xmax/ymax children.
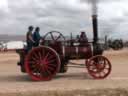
<box><xmin>25</xmin><ymin>46</ymin><xmax>60</xmax><ymax>81</ymax></box>
<box><xmin>86</xmin><ymin>55</ymin><xmax>112</xmax><ymax>79</ymax></box>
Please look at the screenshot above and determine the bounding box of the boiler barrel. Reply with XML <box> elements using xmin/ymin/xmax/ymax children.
<box><xmin>62</xmin><ymin>45</ymin><xmax>92</xmax><ymax>59</ymax></box>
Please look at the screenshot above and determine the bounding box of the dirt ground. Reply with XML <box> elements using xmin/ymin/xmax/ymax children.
<box><xmin>0</xmin><ymin>49</ymin><xmax>128</xmax><ymax>93</ymax></box>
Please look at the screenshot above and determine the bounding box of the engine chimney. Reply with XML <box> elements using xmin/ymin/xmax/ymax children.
<box><xmin>92</xmin><ymin>15</ymin><xmax>98</xmax><ymax>44</ymax></box>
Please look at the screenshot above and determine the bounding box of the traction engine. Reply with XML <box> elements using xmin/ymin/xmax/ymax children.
<box><xmin>16</xmin><ymin>15</ymin><xmax>112</xmax><ymax>81</ymax></box>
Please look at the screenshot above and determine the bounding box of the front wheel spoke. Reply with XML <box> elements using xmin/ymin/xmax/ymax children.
<box><xmin>90</xmin><ymin>70</ymin><xmax>97</xmax><ymax>73</ymax></box>
<box><xmin>104</xmin><ymin>68</ymin><xmax>109</xmax><ymax>73</ymax></box>
<box><xmin>90</xmin><ymin>69</ymin><xmax>97</xmax><ymax>72</ymax></box>
<box><xmin>90</xmin><ymin>66</ymin><xmax>96</xmax><ymax>70</ymax></box>
<box><xmin>99</xmin><ymin>69</ymin><xmax>108</xmax><ymax>77</ymax></box>
<box><xmin>97</xmin><ymin>73</ymin><xmax>101</xmax><ymax>78</ymax></box>
<box><xmin>98</xmin><ymin>64</ymin><xmax>105</xmax><ymax>69</ymax></box>
<box><xmin>97</xmin><ymin>57</ymin><xmax>100</xmax><ymax>63</ymax></box>
<box><xmin>90</xmin><ymin>61</ymin><xmax>95</xmax><ymax>64</ymax></box>
<box><xmin>99</xmin><ymin>72</ymin><xmax>104</xmax><ymax>77</ymax></box>
<box><xmin>93</xmin><ymin>73</ymin><xmax>99</xmax><ymax>78</ymax></box>
<box><xmin>104</xmin><ymin>59</ymin><xmax>106</xmax><ymax>65</ymax></box>
<box><xmin>99</xmin><ymin>61</ymin><xmax>103</xmax><ymax>64</ymax></box>
<box><xmin>88</xmin><ymin>63</ymin><xmax>94</xmax><ymax>66</ymax></box>
<box><xmin>89</xmin><ymin>65</ymin><xmax>96</xmax><ymax>69</ymax></box>
<box><xmin>102</xmin><ymin>71</ymin><xmax>107</xmax><ymax>76</ymax></box>
<box><xmin>105</xmin><ymin>64</ymin><xmax>110</xmax><ymax>69</ymax></box>
<box><xmin>104</xmin><ymin>66</ymin><xmax>110</xmax><ymax>69</ymax></box>
<box><xmin>104</xmin><ymin>64</ymin><xmax>110</xmax><ymax>69</ymax></box>
<box><xmin>87</xmin><ymin>62</ymin><xmax>96</xmax><ymax>67</ymax></box>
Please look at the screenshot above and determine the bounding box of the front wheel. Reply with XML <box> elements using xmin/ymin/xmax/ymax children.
<box><xmin>86</xmin><ymin>55</ymin><xmax>112</xmax><ymax>79</ymax></box>
<box><xmin>25</xmin><ymin>46</ymin><xmax>60</xmax><ymax>81</ymax></box>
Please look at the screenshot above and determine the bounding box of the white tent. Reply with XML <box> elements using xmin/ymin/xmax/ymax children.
<box><xmin>5</xmin><ymin>41</ymin><xmax>25</xmax><ymax>50</ymax></box>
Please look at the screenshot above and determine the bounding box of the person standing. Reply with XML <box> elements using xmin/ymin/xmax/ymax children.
<box><xmin>79</xmin><ymin>31</ymin><xmax>88</xmax><ymax>46</ymax></box>
<box><xmin>33</xmin><ymin>27</ymin><xmax>41</xmax><ymax>47</ymax></box>
<box><xmin>26</xmin><ymin>26</ymin><xmax>35</xmax><ymax>52</ymax></box>
<box><xmin>79</xmin><ymin>31</ymin><xmax>88</xmax><ymax>42</ymax></box>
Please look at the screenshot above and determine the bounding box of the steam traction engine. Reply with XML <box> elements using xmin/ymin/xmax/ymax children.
<box><xmin>17</xmin><ymin>15</ymin><xmax>112</xmax><ymax>81</ymax></box>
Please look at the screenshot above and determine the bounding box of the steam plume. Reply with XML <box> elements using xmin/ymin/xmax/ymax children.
<box><xmin>80</xmin><ymin>0</ymin><xmax>98</xmax><ymax>15</ymax></box>
<box><xmin>90</xmin><ymin>0</ymin><xmax>98</xmax><ymax>15</ymax></box>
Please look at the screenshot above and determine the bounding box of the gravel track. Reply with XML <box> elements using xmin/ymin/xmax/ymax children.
<box><xmin>0</xmin><ymin>49</ymin><xmax>128</xmax><ymax>93</ymax></box>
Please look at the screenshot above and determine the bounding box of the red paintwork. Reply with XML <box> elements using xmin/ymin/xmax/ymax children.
<box><xmin>17</xmin><ymin>31</ymin><xmax>112</xmax><ymax>81</ymax></box>
<box><xmin>86</xmin><ymin>55</ymin><xmax>112</xmax><ymax>79</ymax></box>
<box><xmin>64</xmin><ymin>46</ymin><xmax>92</xmax><ymax>59</ymax></box>
<box><xmin>25</xmin><ymin>46</ymin><xmax>60</xmax><ymax>81</ymax></box>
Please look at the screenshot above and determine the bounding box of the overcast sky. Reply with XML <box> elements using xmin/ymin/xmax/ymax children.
<box><xmin>0</xmin><ymin>0</ymin><xmax>128</xmax><ymax>40</ymax></box>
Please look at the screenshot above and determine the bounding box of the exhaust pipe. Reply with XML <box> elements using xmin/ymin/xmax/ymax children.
<box><xmin>92</xmin><ymin>15</ymin><xmax>103</xmax><ymax>55</ymax></box>
<box><xmin>92</xmin><ymin>15</ymin><xmax>98</xmax><ymax>44</ymax></box>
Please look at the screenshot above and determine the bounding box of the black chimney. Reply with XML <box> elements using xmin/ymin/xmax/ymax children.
<box><xmin>92</xmin><ymin>15</ymin><xmax>98</xmax><ymax>44</ymax></box>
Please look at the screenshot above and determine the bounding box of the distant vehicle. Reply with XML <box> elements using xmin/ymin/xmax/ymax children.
<box><xmin>108</xmin><ymin>39</ymin><xmax>123</xmax><ymax>50</ymax></box>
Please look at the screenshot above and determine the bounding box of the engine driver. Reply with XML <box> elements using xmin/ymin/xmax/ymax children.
<box><xmin>79</xmin><ymin>31</ymin><xmax>88</xmax><ymax>46</ymax></box>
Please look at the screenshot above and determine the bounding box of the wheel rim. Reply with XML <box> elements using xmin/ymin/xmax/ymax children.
<box><xmin>87</xmin><ymin>55</ymin><xmax>112</xmax><ymax>79</ymax></box>
<box><xmin>25</xmin><ymin>46</ymin><xmax>60</xmax><ymax>81</ymax></box>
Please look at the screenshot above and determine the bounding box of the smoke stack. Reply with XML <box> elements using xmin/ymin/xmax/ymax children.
<box><xmin>92</xmin><ymin>15</ymin><xmax>98</xmax><ymax>44</ymax></box>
